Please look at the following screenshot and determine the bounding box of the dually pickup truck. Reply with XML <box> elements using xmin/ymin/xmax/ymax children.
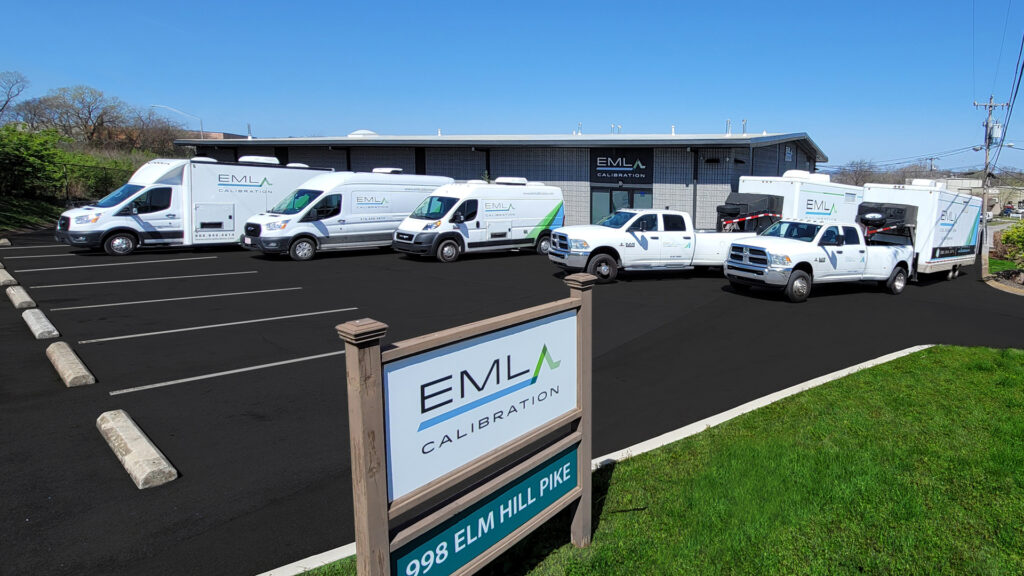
<box><xmin>548</xmin><ymin>209</ymin><xmax>756</xmax><ymax>282</ymax></box>
<box><xmin>724</xmin><ymin>219</ymin><xmax>914</xmax><ymax>302</ymax></box>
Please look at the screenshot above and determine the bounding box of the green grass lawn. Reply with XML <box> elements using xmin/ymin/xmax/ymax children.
<box><xmin>311</xmin><ymin>346</ymin><xmax>1024</xmax><ymax>575</ymax></box>
<box><xmin>990</xmin><ymin>257</ymin><xmax>1020</xmax><ymax>274</ymax></box>
<box><xmin>0</xmin><ymin>196</ymin><xmax>65</xmax><ymax>232</ymax></box>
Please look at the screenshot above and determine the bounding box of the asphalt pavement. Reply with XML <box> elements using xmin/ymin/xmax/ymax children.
<box><xmin>2</xmin><ymin>229</ymin><xmax>1023</xmax><ymax>576</ymax></box>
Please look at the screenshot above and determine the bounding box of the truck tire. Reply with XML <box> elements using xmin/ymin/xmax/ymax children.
<box><xmin>535</xmin><ymin>233</ymin><xmax>552</xmax><ymax>255</ymax></box>
<box><xmin>785</xmin><ymin>270</ymin><xmax>811</xmax><ymax>303</ymax></box>
<box><xmin>887</xmin><ymin>266</ymin><xmax>908</xmax><ymax>295</ymax></box>
<box><xmin>586</xmin><ymin>254</ymin><xmax>618</xmax><ymax>283</ymax></box>
<box><xmin>436</xmin><ymin>239</ymin><xmax>461</xmax><ymax>263</ymax></box>
<box><xmin>103</xmin><ymin>232</ymin><xmax>137</xmax><ymax>256</ymax></box>
<box><xmin>289</xmin><ymin>237</ymin><xmax>317</xmax><ymax>261</ymax></box>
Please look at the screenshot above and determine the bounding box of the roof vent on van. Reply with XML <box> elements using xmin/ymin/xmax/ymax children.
<box><xmin>286</xmin><ymin>163</ymin><xmax>310</xmax><ymax>168</ymax></box>
<box><xmin>372</xmin><ymin>167</ymin><xmax>403</xmax><ymax>174</ymax></box>
<box><xmin>525</xmin><ymin>182</ymin><xmax>546</xmax><ymax>186</ymax></box>
<box><xmin>191</xmin><ymin>156</ymin><xmax>217</xmax><ymax>163</ymax></box>
<box><xmin>467</xmin><ymin>179</ymin><xmax>488</xmax><ymax>184</ymax></box>
<box><xmin>783</xmin><ymin>169</ymin><xmax>829</xmax><ymax>183</ymax></box>
<box><xmin>238</xmin><ymin>155</ymin><xmax>280</xmax><ymax>165</ymax></box>
<box><xmin>910</xmin><ymin>178</ymin><xmax>945</xmax><ymax>189</ymax></box>
<box><xmin>494</xmin><ymin>177</ymin><xmax>528</xmax><ymax>186</ymax></box>
<box><xmin>348</xmin><ymin>129</ymin><xmax>378</xmax><ymax>137</ymax></box>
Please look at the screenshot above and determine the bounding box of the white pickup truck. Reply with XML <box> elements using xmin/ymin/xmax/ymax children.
<box><xmin>724</xmin><ymin>219</ymin><xmax>914</xmax><ymax>302</ymax></box>
<box><xmin>548</xmin><ymin>209</ymin><xmax>757</xmax><ymax>282</ymax></box>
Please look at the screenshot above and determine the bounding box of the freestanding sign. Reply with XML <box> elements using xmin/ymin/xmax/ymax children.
<box><xmin>338</xmin><ymin>274</ymin><xmax>595</xmax><ymax>576</ymax></box>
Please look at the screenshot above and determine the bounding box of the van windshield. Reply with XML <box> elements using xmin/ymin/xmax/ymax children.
<box><xmin>760</xmin><ymin>221</ymin><xmax>821</xmax><ymax>242</ymax></box>
<box><xmin>410</xmin><ymin>196</ymin><xmax>459</xmax><ymax>220</ymax></box>
<box><xmin>94</xmin><ymin>184</ymin><xmax>145</xmax><ymax>208</ymax></box>
<box><xmin>270</xmin><ymin>189</ymin><xmax>322</xmax><ymax>215</ymax></box>
<box><xmin>596</xmin><ymin>211</ymin><xmax>637</xmax><ymax>229</ymax></box>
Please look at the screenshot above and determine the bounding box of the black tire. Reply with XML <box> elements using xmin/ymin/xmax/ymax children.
<box><xmin>586</xmin><ymin>254</ymin><xmax>618</xmax><ymax>283</ymax></box>
<box><xmin>887</xmin><ymin>266</ymin><xmax>908</xmax><ymax>295</ymax></box>
<box><xmin>729</xmin><ymin>280</ymin><xmax>750</xmax><ymax>293</ymax></box>
<box><xmin>785</xmin><ymin>270</ymin><xmax>812</xmax><ymax>303</ymax></box>
<box><xmin>103</xmin><ymin>232</ymin><xmax>137</xmax><ymax>256</ymax></box>
<box><xmin>535</xmin><ymin>233</ymin><xmax>552</xmax><ymax>255</ymax></box>
<box><xmin>436</xmin><ymin>239</ymin><xmax>460</xmax><ymax>263</ymax></box>
<box><xmin>289</xmin><ymin>237</ymin><xmax>317</xmax><ymax>261</ymax></box>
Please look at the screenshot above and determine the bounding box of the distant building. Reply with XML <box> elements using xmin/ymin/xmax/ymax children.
<box><xmin>176</xmin><ymin>131</ymin><xmax>827</xmax><ymax>227</ymax></box>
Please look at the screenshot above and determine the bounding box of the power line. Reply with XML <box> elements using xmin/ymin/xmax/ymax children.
<box><xmin>991</xmin><ymin>0</ymin><xmax>1015</xmax><ymax>96</ymax></box>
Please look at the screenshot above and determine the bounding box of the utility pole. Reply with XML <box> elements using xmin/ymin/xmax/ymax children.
<box><xmin>973</xmin><ymin>95</ymin><xmax>1009</xmax><ymax>278</ymax></box>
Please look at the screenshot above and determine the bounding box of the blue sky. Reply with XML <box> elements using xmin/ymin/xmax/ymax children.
<box><xmin>2</xmin><ymin>0</ymin><xmax>1022</xmax><ymax>170</ymax></box>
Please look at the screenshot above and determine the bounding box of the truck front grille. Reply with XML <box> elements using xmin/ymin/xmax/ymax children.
<box><xmin>244</xmin><ymin>223</ymin><xmax>261</xmax><ymax>237</ymax></box>
<box><xmin>396</xmin><ymin>232</ymin><xmax>413</xmax><ymax>242</ymax></box>
<box><xmin>552</xmin><ymin>232</ymin><xmax>570</xmax><ymax>251</ymax></box>
<box><xmin>729</xmin><ymin>245</ymin><xmax>769</xmax><ymax>267</ymax></box>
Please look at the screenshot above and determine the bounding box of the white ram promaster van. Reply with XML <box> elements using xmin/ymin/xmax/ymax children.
<box><xmin>55</xmin><ymin>157</ymin><xmax>330</xmax><ymax>255</ymax></box>
<box><xmin>862</xmin><ymin>179</ymin><xmax>983</xmax><ymax>279</ymax></box>
<box><xmin>243</xmin><ymin>169</ymin><xmax>453</xmax><ymax>260</ymax></box>
<box><xmin>715</xmin><ymin>170</ymin><xmax>864</xmax><ymax>232</ymax></box>
<box><xmin>391</xmin><ymin>178</ymin><xmax>564</xmax><ymax>262</ymax></box>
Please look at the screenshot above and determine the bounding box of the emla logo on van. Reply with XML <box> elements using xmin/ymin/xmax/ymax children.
<box><xmin>485</xmin><ymin>202</ymin><xmax>514</xmax><ymax>213</ymax></box>
<box><xmin>417</xmin><ymin>344</ymin><xmax>561</xmax><ymax>433</ymax></box>
<box><xmin>356</xmin><ymin>195</ymin><xmax>389</xmax><ymax>207</ymax></box>
<box><xmin>218</xmin><ymin>174</ymin><xmax>271</xmax><ymax>187</ymax></box>
<box><xmin>805</xmin><ymin>199</ymin><xmax>837</xmax><ymax>217</ymax></box>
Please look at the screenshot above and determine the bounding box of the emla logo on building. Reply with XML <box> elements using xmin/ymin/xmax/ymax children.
<box><xmin>417</xmin><ymin>344</ymin><xmax>561</xmax><ymax>433</ymax></box>
<box><xmin>596</xmin><ymin>157</ymin><xmax>646</xmax><ymax>172</ymax></box>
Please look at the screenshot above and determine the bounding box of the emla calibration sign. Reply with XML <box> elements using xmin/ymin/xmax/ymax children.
<box><xmin>383</xmin><ymin>310</ymin><xmax>578</xmax><ymax>501</ymax></box>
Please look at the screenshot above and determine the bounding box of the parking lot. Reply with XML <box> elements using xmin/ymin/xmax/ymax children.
<box><xmin>3</xmin><ymin>230</ymin><xmax>1024</xmax><ymax>576</ymax></box>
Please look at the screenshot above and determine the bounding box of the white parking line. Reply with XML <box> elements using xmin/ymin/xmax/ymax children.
<box><xmin>78</xmin><ymin>307</ymin><xmax>359</xmax><ymax>344</ymax></box>
<box><xmin>0</xmin><ymin>244</ymin><xmax>67</xmax><ymax>250</ymax></box>
<box><xmin>108</xmin><ymin>351</ymin><xmax>346</xmax><ymax>396</ymax></box>
<box><xmin>16</xmin><ymin>256</ymin><xmax>217</xmax><ymax>273</ymax></box>
<box><xmin>2</xmin><ymin>253</ymin><xmax>76</xmax><ymax>259</ymax></box>
<box><xmin>30</xmin><ymin>271</ymin><xmax>258</xmax><ymax>289</ymax></box>
<box><xmin>50</xmin><ymin>287</ymin><xmax>303</xmax><ymax>311</ymax></box>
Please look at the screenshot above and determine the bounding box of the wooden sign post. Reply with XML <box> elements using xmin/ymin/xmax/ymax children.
<box><xmin>338</xmin><ymin>273</ymin><xmax>595</xmax><ymax>576</ymax></box>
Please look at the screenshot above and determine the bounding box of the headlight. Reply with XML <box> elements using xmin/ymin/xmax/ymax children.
<box><xmin>422</xmin><ymin>221</ymin><xmax>441</xmax><ymax>231</ymax></box>
<box><xmin>570</xmin><ymin>239</ymin><xmax>590</xmax><ymax>250</ymax></box>
<box><xmin>770</xmin><ymin>254</ymin><xmax>792</xmax><ymax>266</ymax></box>
<box><xmin>264</xmin><ymin>219</ymin><xmax>289</xmax><ymax>231</ymax></box>
<box><xmin>74</xmin><ymin>213</ymin><xmax>101</xmax><ymax>225</ymax></box>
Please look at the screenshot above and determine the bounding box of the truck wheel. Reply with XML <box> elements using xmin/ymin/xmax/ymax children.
<box><xmin>289</xmin><ymin>238</ymin><xmax>317</xmax><ymax>261</ymax></box>
<box><xmin>785</xmin><ymin>270</ymin><xmax>811</xmax><ymax>303</ymax></box>
<box><xmin>103</xmin><ymin>232</ymin><xmax>137</xmax><ymax>256</ymax></box>
<box><xmin>535</xmin><ymin>233</ymin><xmax>552</xmax><ymax>255</ymax></box>
<box><xmin>887</xmin><ymin>267</ymin><xmax>908</xmax><ymax>295</ymax></box>
<box><xmin>436</xmin><ymin>239</ymin><xmax>461</xmax><ymax>263</ymax></box>
<box><xmin>586</xmin><ymin>254</ymin><xmax>618</xmax><ymax>283</ymax></box>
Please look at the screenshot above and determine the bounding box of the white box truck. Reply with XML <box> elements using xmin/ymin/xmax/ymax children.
<box><xmin>242</xmin><ymin>169</ymin><xmax>453</xmax><ymax>260</ymax></box>
<box><xmin>862</xmin><ymin>179</ymin><xmax>983</xmax><ymax>279</ymax></box>
<box><xmin>715</xmin><ymin>170</ymin><xmax>864</xmax><ymax>232</ymax></box>
<box><xmin>391</xmin><ymin>178</ymin><xmax>564</xmax><ymax>262</ymax></box>
<box><xmin>55</xmin><ymin>157</ymin><xmax>331</xmax><ymax>255</ymax></box>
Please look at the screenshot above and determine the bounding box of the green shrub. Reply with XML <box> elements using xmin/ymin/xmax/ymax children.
<box><xmin>1002</xmin><ymin>221</ymin><xmax>1024</xmax><ymax>268</ymax></box>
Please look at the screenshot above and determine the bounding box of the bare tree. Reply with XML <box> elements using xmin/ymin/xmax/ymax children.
<box><xmin>831</xmin><ymin>160</ymin><xmax>879</xmax><ymax>186</ymax></box>
<box><xmin>0</xmin><ymin>71</ymin><xmax>29</xmax><ymax>123</ymax></box>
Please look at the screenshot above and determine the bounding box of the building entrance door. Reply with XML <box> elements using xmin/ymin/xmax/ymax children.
<box><xmin>590</xmin><ymin>188</ymin><xmax>654</xmax><ymax>223</ymax></box>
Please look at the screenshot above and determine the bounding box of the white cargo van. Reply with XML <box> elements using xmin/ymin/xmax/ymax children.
<box><xmin>715</xmin><ymin>170</ymin><xmax>864</xmax><ymax>232</ymax></box>
<box><xmin>55</xmin><ymin>157</ymin><xmax>330</xmax><ymax>255</ymax></box>
<box><xmin>243</xmin><ymin>170</ymin><xmax>453</xmax><ymax>260</ymax></box>
<box><xmin>862</xmin><ymin>179</ymin><xmax>983</xmax><ymax>278</ymax></box>
<box><xmin>391</xmin><ymin>178</ymin><xmax>564</xmax><ymax>262</ymax></box>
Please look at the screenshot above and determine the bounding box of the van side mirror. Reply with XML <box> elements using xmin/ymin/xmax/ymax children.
<box><xmin>450</xmin><ymin>213</ymin><xmax>465</xmax><ymax>224</ymax></box>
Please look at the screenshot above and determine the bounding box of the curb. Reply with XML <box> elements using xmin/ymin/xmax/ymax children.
<box><xmin>96</xmin><ymin>410</ymin><xmax>178</xmax><ymax>489</ymax></box>
<box><xmin>0</xmin><ymin>269</ymin><xmax>15</xmax><ymax>286</ymax></box>
<box><xmin>983</xmin><ymin>275</ymin><xmax>1024</xmax><ymax>296</ymax></box>
<box><xmin>258</xmin><ymin>344</ymin><xmax>935</xmax><ymax>575</ymax></box>
<box><xmin>6</xmin><ymin>285</ymin><xmax>35</xmax><ymax>309</ymax></box>
<box><xmin>46</xmin><ymin>342</ymin><xmax>96</xmax><ymax>387</ymax></box>
<box><xmin>23</xmin><ymin>309</ymin><xmax>59</xmax><ymax>339</ymax></box>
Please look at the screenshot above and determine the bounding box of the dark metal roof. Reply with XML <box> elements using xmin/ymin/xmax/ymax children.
<box><xmin>176</xmin><ymin>132</ymin><xmax>828</xmax><ymax>162</ymax></box>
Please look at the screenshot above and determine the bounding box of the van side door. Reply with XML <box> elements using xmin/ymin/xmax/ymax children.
<box><xmin>302</xmin><ymin>194</ymin><xmax>343</xmax><ymax>245</ymax></box>
<box><xmin>126</xmin><ymin>187</ymin><xmax>183</xmax><ymax>244</ymax></box>
<box><xmin>452</xmin><ymin>200</ymin><xmax>486</xmax><ymax>248</ymax></box>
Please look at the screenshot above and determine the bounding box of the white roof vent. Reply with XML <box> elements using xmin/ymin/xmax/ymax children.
<box><xmin>191</xmin><ymin>156</ymin><xmax>217</xmax><ymax>163</ymax></box>
<box><xmin>494</xmin><ymin>177</ymin><xmax>528</xmax><ymax>186</ymax></box>
<box><xmin>372</xmin><ymin>167</ymin><xmax>403</xmax><ymax>174</ymax></box>
<box><xmin>910</xmin><ymin>178</ymin><xmax>945</xmax><ymax>189</ymax></box>
<box><xmin>286</xmin><ymin>162</ymin><xmax>309</xmax><ymax>168</ymax></box>
<box><xmin>783</xmin><ymin>169</ymin><xmax>830</xmax><ymax>183</ymax></box>
<box><xmin>238</xmin><ymin>155</ymin><xmax>280</xmax><ymax>165</ymax></box>
<box><xmin>467</xmin><ymin>179</ymin><xmax>488</xmax><ymax>184</ymax></box>
<box><xmin>525</xmin><ymin>182</ymin><xmax>546</xmax><ymax>186</ymax></box>
<box><xmin>348</xmin><ymin>129</ymin><xmax>378</xmax><ymax>137</ymax></box>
